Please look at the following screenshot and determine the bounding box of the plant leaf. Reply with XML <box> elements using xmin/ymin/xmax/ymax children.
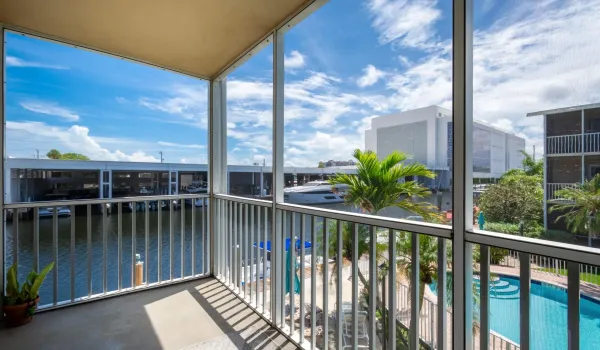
<box><xmin>29</xmin><ymin>262</ymin><xmax>54</xmax><ymax>300</ymax></box>
<box><xmin>5</xmin><ymin>263</ymin><xmax>19</xmax><ymax>297</ymax></box>
<box><xmin>26</xmin><ymin>271</ymin><xmax>38</xmax><ymax>286</ymax></box>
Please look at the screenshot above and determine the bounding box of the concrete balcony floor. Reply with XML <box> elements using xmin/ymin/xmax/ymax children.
<box><xmin>0</xmin><ymin>278</ymin><xmax>298</xmax><ymax>350</ymax></box>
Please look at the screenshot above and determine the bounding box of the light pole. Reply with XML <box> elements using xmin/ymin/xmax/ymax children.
<box><xmin>159</xmin><ymin>151</ymin><xmax>164</xmax><ymax>163</ymax></box>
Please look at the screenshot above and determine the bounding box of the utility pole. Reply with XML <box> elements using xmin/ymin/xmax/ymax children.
<box><xmin>533</xmin><ymin>144</ymin><xmax>536</xmax><ymax>162</ymax></box>
<box><xmin>159</xmin><ymin>151</ymin><xmax>164</xmax><ymax>163</ymax></box>
<box><xmin>35</xmin><ymin>149</ymin><xmax>39</xmax><ymax>159</ymax></box>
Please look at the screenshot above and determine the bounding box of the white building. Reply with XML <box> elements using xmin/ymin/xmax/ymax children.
<box><xmin>364</xmin><ymin>105</ymin><xmax>526</xmax><ymax>189</ymax></box>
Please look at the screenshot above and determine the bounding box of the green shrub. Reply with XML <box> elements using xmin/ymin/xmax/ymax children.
<box><xmin>484</xmin><ymin>221</ymin><xmax>543</xmax><ymax>238</ymax></box>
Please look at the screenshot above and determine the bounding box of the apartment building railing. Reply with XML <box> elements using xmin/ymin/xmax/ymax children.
<box><xmin>546</xmin><ymin>183</ymin><xmax>579</xmax><ymax>200</ymax></box>
<box><xmin>214</xmin><ymin>194</ymin><xmax>452</xmax><ymax>350</ymax></box>
<box><xmin>546</xmin><ymin>132</ymin><xmax>600</xmax><ymax>155</ymax></box>
<box><xmin>4</xmin><ymin>194</ymin><xmax>210</xmax><ymax>309</ymax></box>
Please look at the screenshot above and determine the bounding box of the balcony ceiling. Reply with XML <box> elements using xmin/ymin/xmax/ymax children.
<box><xmin>0</xmin><ymin>0</ymin><xmax>312</xmax><ymax>79</ymax></box>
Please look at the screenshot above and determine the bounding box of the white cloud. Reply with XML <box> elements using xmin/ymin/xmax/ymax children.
<box><xmin>6</xmin><ymin>56</ymin><xmax>68</xmax><ymax>70</ymax></box>
<box><xmin>20</xmin><ymin>101</ymin><xmax>80</xmax><ymax>121</ymax></box>
<box><xmin>357</xmin><ymin>64</ymin><xmax>386</xmax><ymax>87</ymax></box>
<box><xmin>115</xmin><ymin>97</ymin><xmax>128</xmax><ymax>103</ymax></box>
<box><xmin>284</xmin><ymin>51</ymin><xmax>306</xmax><ymax>69</ymax></box>
<box><xmin>158</xmin><ymin>141</ymin><xmax>205</xmax><ymax>149</ymax></box>
<box><xmin>367</xmin><ymin>0</ymin><xmax>442</xmax><ymax>49</ymax></box>
<box><xmin>7</xmin><ymin>121</ymin><xmax>159</xmax><ymax>162</ymax></box>
<box><xmin>138</xmin><ymin>85</ymin><xmax>208</xmax><ymax>127</ymax></box>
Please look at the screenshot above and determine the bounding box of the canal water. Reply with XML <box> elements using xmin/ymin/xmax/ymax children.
<box><xmin>4</xmin><ymin>192</ymin><xmax>452</xmax><ymax>305</ymax></box>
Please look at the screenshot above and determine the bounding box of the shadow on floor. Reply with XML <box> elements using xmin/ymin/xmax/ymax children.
<box><xmin>0</xmin><ymin>278</ymin><xmax>297</xmax><ymax>350</ymax></box>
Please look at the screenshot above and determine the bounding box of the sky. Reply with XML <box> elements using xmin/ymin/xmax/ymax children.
<box><xmin>5</xmin><ymin>0</ymin><xmax>600</xmax><ymax>167</ymax></box>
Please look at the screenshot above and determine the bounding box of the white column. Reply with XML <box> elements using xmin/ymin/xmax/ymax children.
<box><xmin>270</xmin><ymin>28</ymin><xmax>284</xmax><ymax>326</ymax></box>
<box><xmin>209</xmin><ymin>78</ymin><xmax>227</xmax><ymax>276</ymax></box>
<box><xmin>452</xmin><ymin>0</ymin><xmax>474</xmax><ymax>349</ymax></box>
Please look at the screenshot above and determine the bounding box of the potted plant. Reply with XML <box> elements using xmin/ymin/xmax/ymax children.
<box><xmin>3</xmin><ymin>262</ymin><xmax>54</xmax><ymax>327</ymax></box>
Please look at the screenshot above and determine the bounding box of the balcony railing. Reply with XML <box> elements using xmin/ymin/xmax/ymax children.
<box><xmin>547</xmin><ymin>182</ymin><xmax>579</xmax><ymax>200</ymax></box>
<box><xmin>546</xmin><ymin>132</ymin><xmax>600</xmax><ymax>154</ymax></box>
<box><xmin>4</xmin><ymin>194</ymin><xmax>209</xmax><ymax>309</ymax></box>
<box><xmin>546</xmin><ymin>134</ymin><xmax>582</xmax><ymax>154</ymax></box>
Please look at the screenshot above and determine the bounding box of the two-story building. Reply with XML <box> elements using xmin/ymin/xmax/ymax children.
<box><xmin>527</xmin><ymin>103</ymin><xmax>600</xmax><ymax>229</ymax></box>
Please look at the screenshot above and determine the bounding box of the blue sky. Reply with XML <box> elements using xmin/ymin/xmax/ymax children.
<box><xmin>6</xmin><ymin>0</ymin><xmax>600</xmax><ymax>166</ymax></box>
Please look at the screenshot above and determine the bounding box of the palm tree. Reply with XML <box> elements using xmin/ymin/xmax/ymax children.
<box><xmin>324</xmin><ymin>149</ymin><xmax>439</xmax><ymax>347</ymax></box>
<box><xmin>328</xmin><ymin>149</ymin><xmax>437</xmax><ymax>218</ymax></box>
<box><xmin>550</xmin><ymin>174</ymin><xmax>600</xmax><ymax>246</ymax></box>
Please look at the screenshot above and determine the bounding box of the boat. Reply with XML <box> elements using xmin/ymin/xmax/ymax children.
<box><xmin>283</xmin><ymin>180</ymin><xmax>348</xmax><ymax>205</ymax></box>
<box><xmin>185</xmin><ymin>181</ymin><xmax>207</xmax><ymax>194</ymax></box>
<box><xmin>139</xmin><ymin>186</ymin><xmax>153</xmax><ymax>195</ymax></box>
<box><xmin>39</xmin><ymin>206</ymin><xmax>71</xmax><ymax>218</ymax></box>
<box><xmin>184</xmin><ymin>198</ymin><xmax>209</xmax><ymax>207</ymax></box>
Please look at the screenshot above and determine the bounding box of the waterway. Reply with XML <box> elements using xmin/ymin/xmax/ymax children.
<box><xmin>4</xmin><ymin>192</ymin><xmax>452</xmax><ymax>305</ymax></box>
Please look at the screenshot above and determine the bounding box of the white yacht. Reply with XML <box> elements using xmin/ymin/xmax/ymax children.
<box><xmin>39</xmin><ymin>206</ymin><xmax>72</xmax><ymax>218</ymax></box>
<box><xmin>283</xmin><ymin>181</ymin><xmax>348</xmax><ymax>205</ymax></box>
<box><xmin>185</xmin><ymin>181</ymin><xmax>207</xmax><ymax>194</ymax></box>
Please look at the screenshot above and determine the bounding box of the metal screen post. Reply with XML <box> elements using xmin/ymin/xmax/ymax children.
<box><xmin>209</xmin><ymin>77</ymin><xmax>227</xmax><ymax>277</ymax></box>
<box><xmin>453</xmin><ymin>0</ymin><xmax>474</xmax><ymax>348</ymax></box>
<box><xmin>271</xmin><ymin>27</ymin><xmax>284</xmax><ymax>326</ymax></box>
<box><xmin>0</xmin><ymin>25</ymin><xmax>6</xmax><ymax>312</ymax></box>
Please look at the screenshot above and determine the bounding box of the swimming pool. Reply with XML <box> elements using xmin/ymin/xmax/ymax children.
<box><xmin>430</xmin><ymin>275</ymin><xmax>600</xmax><ymax>349</ymax></box>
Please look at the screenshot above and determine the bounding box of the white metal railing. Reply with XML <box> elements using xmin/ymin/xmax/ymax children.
<box><xmin>502</xmin><ymin>250</ymin><xmax>600</xmax><ymax>285</ymax></box>
<box><xmin>584</xmin><ymin>132</ymin><xmax>600</xmax><ymax>153</ymax></box>
<box><xmin>4</xmin><ymin>193</ymin><xmax>210</xmax><ymax>310</ymax></box>
<box><xmin>214</xmin><ymin>195</ymin><xmax>452</xmax><ymax>350</ymax></box>
<box><xmin>547</xmin><ymin>183</ymin><xmax>579</xmax><ymax>200</ymax></box>
<box><xmin>546</xmin><ymin>134</ymin><xmax>582</xmax><ymax>154</ymax></box>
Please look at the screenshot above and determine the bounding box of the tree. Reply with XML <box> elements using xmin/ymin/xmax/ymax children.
<box><xmin>325</xmin><ymin>149</ymin><xmax>439</xmax><ymax>348</ymax></box>
<box><xmin>479</xmin><ymin>173</ymin><xmax>543</xmax><ymax>226</ymax></box>
<box><xmin>317</xmin><ymin>161</ymin><xmax>325</xmax><ymax>168</ymax></box>
<box><xmin>45</xmin><ymin>149</ymin><xmax>90</xmax><ymax>161</ymax></box>
<box><xmin>550</xmin><ymin>174</ymin><xmax>600</xmax><ymax>246</ymax></box>
<box><xmin>46</xmin><ymin>149</ymin><xmax>61</xmax><ymax>159</ymax></box>
<box><xmin>501</xmin><ymin>150</ymin><xmax>543</xmax><ymax>180</ymax></box>
<box><xmin>328</xmin><ymin>149</ymin><xmax>437</xmax><ymax>218</ymax></box>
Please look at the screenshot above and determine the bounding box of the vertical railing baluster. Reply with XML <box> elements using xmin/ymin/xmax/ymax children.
<box><xmin>70</xmin><ymin>205</ymin><xmax>75</xmax><ymax>301</ymax></box>
<box><xmin>336</xmin><ymin>220</ymin><xmax>343</xmax><ymax>349</ymax></box>
<box><xmin>300</xmin><ymin>213</ymin><xmax>306</xmax><ymax>343</ymax></box>
<box><xmin>389</xmin><ymin>229</ymin><xmax>397</xmax><ymax>349</ymax></box>
<box><xmin>181</xmin><ymin>199</ymin><xmax>185</xmax><ymax>278</ymax></box>
<box><xmin>145</xmin><ymin>200</ymin><xmax>149</xmax><ymax>285</ymax></box>
<box><xmin>410</xmin><ymin>232</ymin><xmax>420</xmax><ymax>350</ymax></box>
<box><xmin>323</xmin><ymin>218</ymin><xmax>330</xmax><ymax>350</ymax></box>
<box><xmin>218</xmin><ymin>199</ymin><xmax>223</xmax><ymax>279</ymax></box>
<box><xmin>245</xmin><ymin>203</ymin><xmax>249</xmax><ymax>299</ymax></box>
<box><xmin>229</xmin><ymin>200</ymin><xmax>233</xmax><ymax>286</ymax></box>
<box><xmin>262</xmin><ymin>206</ymin><xmax>267</xmax><ymax>314</ymax></box>
<box><xmin>235</xmin><ymin>202</ymin><xmax>240</xmax><ymax>292</ymax></box>
<box><xmin>520</xmin><ymin>253</ymin><xmax>531</xmax><ymax>350</ymax></box>
<box><xmin>290</xmin><ymin>212</ymin><xmax>295</xmax><ymax>337</ymax></box>
<box><xmin>368</xmin><ymin>226</ymin><xmax>377</xmax><ymax>350</ymax></box>
<box><xmin>192</xmin><ymin>199</ymin><xmax>196</xmax><ymax>276</ymax></box>
<box><xmin>158</xmin><ymin>200</ymin><xmax>162</xmax><ymax>283</ymax></box>
<box><xmin>568</xmin><ymin>261</ymin><xmax>580</xmax><ymax>350</ymax></box>
<box><xmin>352</xmin><ymin>223</ymin><xmax>358</xmax><ymax>350</ymax></box>
<box><xmin>13</xmin><ymin>209</ymin><xmax>18</xmax><ymax>269</ymax></box>
<box><xmin>250</xmin><ymin>205</ymin><xmax>255</xmax><ymax>305</ymax></box>
<box><xmin>103</xmin><ymin>203</ymin><xmax>108</xmax><ymax>294</ymax></box>
<box><xmin>132</xmin><ymin>202</ymin><xmax>136</xmax><ymax>288</ymax></box>
<box><xmin>53</xmin><ymin>208</ymin><xmax>58</xmax><ymax>305</ymax></box>
<box><xmin>280</xmin><ymin>210</ymin><xmax>286</xmax><ymax>326</ymax></box>
<box><xmin>254</xmin><ymin>205</ymin><xmax>258</xmax><ymax>307</ymax></box>
<box><xmin>311</xmin><ymin>216</ymin><xmax>317</xmax><ymax>347</ymax></box>
<box><xmin>118</xmin><ymin>202</ymin><xmax>122</xmax><ymax>291</ymax></box>
<box><xmin>169</xmin><ymin>200</ymin><xmax>174</xmax><ymax>281</ymax></box>
<box><xmin>481</xmin><ymin>245</ymin><xmax>490</xmax><ymax>349</ymax></box>
<box><xmin>438</xmin><ymin>239</ymin><xmax>447</xmax><ymax>350</ymax></box>
<box><xmin>87</xmin><ymin>204</ymin><xmax>92</xmax><ymax>297</ymax></box>
<box><xmin>34</xmin><ymin>207</ymin><xmax>40</xmax><ymax>272</ymax></box>
<box><xmin>204</xmin><ymin>198</ymin><xmax>209</xmax><ymax>275</ymax></box>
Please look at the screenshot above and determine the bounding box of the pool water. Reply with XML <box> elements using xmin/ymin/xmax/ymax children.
<box><xmin>430</xmin><ymin>275</ymin><xmax>600</xmax><ymax>349</ymax></box>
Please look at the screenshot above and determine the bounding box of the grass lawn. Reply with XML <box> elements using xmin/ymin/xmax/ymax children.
<box><xmin>537</xmin><ymin>267</ymin><xmax>600</xmax><ymax>286</ymax></box>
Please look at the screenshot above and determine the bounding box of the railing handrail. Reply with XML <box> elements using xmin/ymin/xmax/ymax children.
<box><xmin>214</xmin><ymin>193</ymin><xmax>272</xmax><ymax>207</ymax></box>
<box><xmin>490</xmin><ymin>330</ymin><xmax>520</xmax><ymax>348</ymax></box>
<box><xmin>4</xmin><ymin>193</ymin><xmax>209</xmax><ymax>209</ymax></box>
<box><xmin>276</xmin><ymin>201</ymin><xmax>452</xmax><ymax>238</ymax></box>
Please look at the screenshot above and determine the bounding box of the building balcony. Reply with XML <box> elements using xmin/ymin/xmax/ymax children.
<box><xmin>546</xmin><ymin>132</ymin><xmax>600</xmax><ymax>155</ymax></box>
